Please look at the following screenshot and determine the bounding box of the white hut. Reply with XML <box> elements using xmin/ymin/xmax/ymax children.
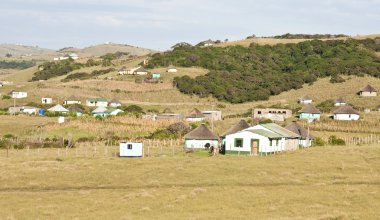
<box><xmin>285</xmin><ymin>121</ymin><xmax>314</xmax><ymax>147</ymax></box>
<box><xmin>184</xmin><ymin>124</ymin><xmax>218</xmax><ymax>149</ymax></box>
<box><xmin>333</xmin><ymin>106</ymin><xmax>360</xmax><ymax>121</ymax></box>
<box><xmin>41</xmin><ymin>97</ymin><xmax>53</xmax><ymax>104</ymax></box>
<box><xmin>120</xmin><ymin>142</ymin><xmax>143</xmax><ymax>157</ymax></box>
<box><xmin>48</xmin><ymin>104</ymin><xmax>69</xmax><ymax>113</ymax></box>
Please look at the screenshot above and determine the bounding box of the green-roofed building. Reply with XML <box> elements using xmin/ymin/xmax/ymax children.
<box><xmin>86</xmin><ymin>98</ymin><xmax>108</xmax><ymax>107</ymax></box>
<box><xmin>223</xmin><ymin>122</ymin><xmax>300</xmax><ymax>155</ymax></box>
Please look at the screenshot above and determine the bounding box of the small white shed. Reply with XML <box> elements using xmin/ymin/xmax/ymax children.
<box><xmin>120</xmin><ymin>142</ymin><xmax>143</xmax><ymax>157</ymax></box>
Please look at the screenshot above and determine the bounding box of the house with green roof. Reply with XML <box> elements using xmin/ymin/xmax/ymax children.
<box><xmin>92</xmin><ymin>107</ymin><xmax>124</xmax><ymax>118</ymax></box>
<box><xmin>224</xmin><ymin>123</ymin><xmax>300</xmax><ymax>155</ymax></box>
<box><xmin>86</xmin><ymin>98</ymin><xmax>108</xmax><ymax>107</ymax></box>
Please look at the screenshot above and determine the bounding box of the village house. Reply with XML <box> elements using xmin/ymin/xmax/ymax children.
<box><xmin>224</xmin><ymin>123</ymin><xmax>299</xmax><ymax>155</ymax></box>
<box><xmin>68</xmin><ymin>105</ymin><xmax>84</xmax><ymax>117</ymax></box>
<box><xmin>41</xmin><ymin>97</ymin><xmax>53</xmax><ymax>104</ymax></box>
<box><xmin>334</xmin><ymin>97</ymin><xmax>346</xmax><ymax>106</ymax></box>
<box><xmin>333</xmin><ymin>106</ymin><xmax>360</xmax><ymax>121</ymax></box>
<box><xmin>92</xmin><ymin>107</ymin><xmax>123</xmax><ymax>117</ymax></box>
<box><xmin>63</xmin><ymin>96</ymin><xmax>81</xmax><ymax>105</ymax></box>
<box><xmin>166</xmin><ymin>66</ymin><xmax>178</xmax><ymax>73</ymax></box>
<box><xmin>253</xmin><ymin>108</ymin><xmax>292</xmax><ymax>122</ymax></box>
<box><xmin>156</xmin><ymin>113</ymin><xmax>183</xmax><ymax>121</ymax></box>
<box><xmin>184</xmin><ymin>124</ymin><xmax>219</xmax><ymax>149</ymax></box>
<box><xmin>48</xmin><ymin>104</ymin><xmax>69</xmax><ymax>114</ymax></box>
<box><xmin>201</xmin><ymin>110</ymin><xmax>222</xmax><ymax>121</ymax></box>
<box><xmin>86</xmin><ymin>98</ymin><xmax>108</xmax><ymax>107</ymax></box>
<box><xmin>186</xmin><ymin>108</ymin><xmax>206</xmax><ymax>122</ymax></box>
<box><xmin>285</xmin><ymin>121</ymin><xmax>314</xmax><ymax>147</ymax></box>
<box><xmin>9</xmin><ymin>91</ymin><xmax>27</xmax><ymax>99</ymax></box>
<box><xmin>298</xmin><ymin>95</ymin><xmax>313</xmax><ymax>104</ymax></box>
<box><xmin>118</xmin><ymin>67</ymin><xmax>127</xmax><ymax>75</ymax></box>
<box><xmin>124</xmin><ymin>66</ymin><xmax>148</xmax><ymax>75</ymax></box>
<box><xmin>8</xmin><ymin>106</ymin><xmax>40</xmax><ymax>115</ymax></box>
<box><xmin>202</xmin><ymin>39</ymin><xmax>215</xmax><ymax>47</ymax></box>
<box><xmin>358</xmin><ymin>84</ymin><xmax>377</xmax><ymax>97</ymax></box>
<box><xmin>109</xmin><ymin>98</ymin><xmax>122</xmax><ymax>107</ymax></box>
<box><xmin>220</xmin><ymin>119</ymin><xmax>250</xmax><ymax>150</ymax></box>
<box><xmin>298</xmin><ymin>104</ymin><xmax>321</xmax><ymax>121</ymax></box>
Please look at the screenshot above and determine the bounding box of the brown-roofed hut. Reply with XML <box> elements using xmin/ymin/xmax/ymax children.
<box><xmin>184</xmin><ymin>124</ymin><xmax>218</xmax><ymax>149</ymax></box>
<box><xmin>333</xmin><ymin>106</ymin><xmax>360</xmax><ymax>121</ymax></box>
<box><xmin>285</xmin><ymin>121</ymin><xmax>314</xmax><ymax>147</ymax></box>
<box><xmin>186</xmin><ymin>108</ymin><xmax>205</xmax><ymax>122</ymax></box>
<box><xmin>358</xmin><ymin>84</ymin><xmax>377</xmax><ymax>97</ymax></box>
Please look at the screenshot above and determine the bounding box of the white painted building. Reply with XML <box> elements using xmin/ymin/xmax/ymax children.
<box><xmin>41</xmin><ymin>97</ymin><xmax>53</xmax><ymax>104</ymax></box>
<box><xmin>334</xmin><ymin>97</ymin><xmax>346</xmax><ymax>107</ymax></box>
<box><xmin>333</xmin><ymin>106</ymin><xmax>360</xmax><ymax>121</ymax></box>
<box><xmin>298</xmin><ymin>95</ymin><xmax>313</xmax><ymax>104</ymax></box>
<box><xmin>120</xmin><ymin>142</ymin><xmax>143</xmax><ymax>157</ymax></box>
<box><xmin>166</xmin><ymin>66</ymin><xmax>178</xmax><ymax>73</ymax></box>
<box><xmin>64</xmin><ymin>96</ymin><xmax>81</xmax><ymax>105</ymax></box>
<box><xmin>201</xmin><ymin>110</ymin><xmax>222</xmax><ymax>121</ymax></box>
<box><xmin>9</xmin><ymin>91</ymin><xmax>27</xmax><ymax>99</ymax></box>
<box><xmin>86</xmin><ymin>98</ymin><xmax>108</xmax><ymax>107</ymax></box>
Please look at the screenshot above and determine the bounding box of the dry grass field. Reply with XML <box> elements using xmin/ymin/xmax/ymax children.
<box><xmin>0</xmin><ymin>144</ymin><xmax>379</xmax><ymax>219</ymax></box>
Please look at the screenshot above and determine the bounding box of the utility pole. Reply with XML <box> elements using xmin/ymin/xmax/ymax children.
<box><xmin>13</xmin><ymin>97</ymin><xmax>16</xmax><ymax>116</ymax></box>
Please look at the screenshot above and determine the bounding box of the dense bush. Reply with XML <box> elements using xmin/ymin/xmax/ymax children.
<box><xmin>316</xmin><ymin>100</ymin><xmax>335</xmax><ymax>113</ymax></box>
<box><xmin>148</xmin><ymin>38</ymin><xmax>380</xmax><ymax>103</ymax></box>
<box><xmin>313</xmin><ymin>137</ymin><xmax>326</xmax><ymax>146</ymax></box>
<box><xmin>328</xmin><ymin>135</ymin><xmax>346</xmax><ymax>146</ymax></box>
<box><xmin>273</xmin><ymin>33</ymin><xmax>348</xmax><ymax>39</ymax></box>
<box><xmin>0</xmin><ymin>60</ymin><xmax>35</xmax><ymax>69</ymax></box>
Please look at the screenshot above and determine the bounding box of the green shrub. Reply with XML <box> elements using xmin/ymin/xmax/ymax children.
<box><xmin>328</xmin><ymin>135</ymin><xmax>346</xmax><ymax>146</ymax></box>
<box><xmin>313</xmin><ymin>137</ymin><xmax>326</xmax><ymax>146</ymax></box>
<box><xmin>2</xmin><ymin>95</ymin><xmax>11</xmax><ymax>100</ymax></box>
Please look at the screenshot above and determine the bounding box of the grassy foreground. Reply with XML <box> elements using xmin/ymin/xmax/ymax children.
<box><xmin>0</xmin><ymin>145</ymin><xmax>380</xmax><ymax>219</ymax></box>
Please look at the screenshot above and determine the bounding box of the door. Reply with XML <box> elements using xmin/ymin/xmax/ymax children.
<box><xmin>251</xmin><ymin>139</ymin><xmax>259</xmax><ymax>156</ymax></box>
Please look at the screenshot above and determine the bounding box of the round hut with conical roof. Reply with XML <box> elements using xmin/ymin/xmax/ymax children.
<box><xmin>358</xmin><ymin>84</ymin><xmax>377</xmax><ymax>97</ymax></box>
<box><xmin>184</xmin><ymin>124</ymin><xmax>218</xmax><ymax>149</ymax></box>
<box><xmin>285</xmin><ymin>121</ymin><xmax>314</xmax><ymax>147</ymax></box>
<box><xmin>298</xmin><ymin>104</ymin><xmax>321</xmax><ymax>121</ymax></box>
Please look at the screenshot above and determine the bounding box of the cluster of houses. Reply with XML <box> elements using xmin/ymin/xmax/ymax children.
<box><xmin>144</xmin><ymin>108</ymin><xmax>222</xmax><ymax>122</ymax></box>
<box><xmin>118</xmin><ymin>65</ymin><xmax>177</xmax><ymax>76</ymax></box>
<box><xmin>290</xmin><ymin>84</ymin><xmax>377</xmax><ymax>122</ymax></box>
<box><xmin>53</xmin><ymin>53</ymin><xmax>79</xmax><ymax>61</ymax></box>
<box><xmin>183</xmin><ymin>120</ymin><xmax>313</xmax><ymax>156</ymax></box>
<box><xmin>8</xmin><ymin>95</ymin><xmax>125</xmax><ymax>118</ymax></box>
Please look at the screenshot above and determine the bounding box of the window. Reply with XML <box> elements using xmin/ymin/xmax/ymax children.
<box><xmin>127</xmin><ymin>144</ymin><xmax>133</xmax><ymax>150</ymax></box>
<box><xmin>282</xmin><ymin>111</ymin><xmax>286</xmax><ymax>114</ymax></box>
<box><xmin>234</xmin><ymin>138</ymin><xmax>243</xmax><ymax>148</ymax></box>
<box><xmin>276</xmin><ymin>140</ymin><xmax>279</xmax><ymax>146</ymax></box>
<box><xmin>258</xmin><ymin>111</ymin><xmax>262</xmax><ymax>114</ymax></box>
<box><xmin>269</xmin><ymin>139</ymin><xmax>272</xmax><ymax>146</ymax></box>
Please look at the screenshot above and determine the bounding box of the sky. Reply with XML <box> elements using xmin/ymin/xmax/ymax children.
<box><xmin>1</xmin><ymin>0</ymin><xmax>380</xmax><ymax>51</ymax></box>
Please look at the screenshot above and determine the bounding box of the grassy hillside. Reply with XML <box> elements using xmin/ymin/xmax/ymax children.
<box><xmin>0</xmin><ymin>144</ymin><xmax>379</xmax><ymax>219</ymax></box>
<box><xmin>217</xmin><ymin>34</ymin><xmax>380</xmax><ymax>47</ymax></box>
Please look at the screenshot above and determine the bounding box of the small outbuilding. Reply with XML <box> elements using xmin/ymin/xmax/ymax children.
<box><xmin>41</xmin><ymin>97</ymin><xmax>53</xmax><ymax>104</ymax></box>
<box><xmin>333</xmin><ymin>106</ymin><xmax>360</xmax><ymax>121</ymax></box>
<box><xmin>184</xmin><ymin>124</ymin><xmax>218</xmax><ymax>149</ymax></box>
<box><xmin>358</xmin><ymin>84</ymin><xmax>377</xmax><ymax>97</ymax></box>
<box><xmin>120</xmin><ymin>142</ymin><xmax>143</xmax><ymax>157</ymax></box>
<box><xmin>9</xmin><ymin>91</ymin><xmax>27</xmax><ymax>99</ymax></box>
<box><xmin>201</xmin><ymin>110</ymin><xmax>222</xmax><ymax>121</ymax></box>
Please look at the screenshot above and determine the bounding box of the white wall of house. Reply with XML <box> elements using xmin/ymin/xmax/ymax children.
<box><xmin>300</xmin><ymin>100</ymin><xmax>312</xmax><ymax>104</ymax></box>
<box><xmin>185</xmin><ymin>139</ymin><xmax>218</xmax><ymax>149</ymax></box>
<box><xmin>360</xmin><ymin>91</ymin><xmax>377</xmax><ymax>97</ymax></box>
<box><xmin>120</xmin><ymin>142</ymin><xmax>143</xmax><ymax>157</ymax></box>
<box><xmin>86</xmin><ymin>100</ymin><xmax>108</xmax><ymax>107</ymax></box>
<box><xmin>41</xmin><ymin>98</ymin><xmax>52</xmax><ymax>104</ymax></box>
<box><xmin>225</xmin><ymin>131</ymin><xmax>284</xmax><ymax>154</ymax></box>
<box><xmin>334</xmin><ymin>113</ymin><xmax>360</xmax><ymax>121</ymax></box>
<box><xmin>167</xmin><ymin>68</ymin><xmax>177</xmax><ymax>73</ymax></box>
<box><xmin>134</xmin><ymin>71</ymin><xmax>148</xmax><ymax>75</ymax></box>
<box><xmin>299</xmin><ymin>139</ymin><xmax>313</xmax><ymax>147</ymax></box>
<box><xmin>186</xmin><ymin>117</ymin><xmax>205</xmax><ymax>122</ymax></box>
<box><xmin>64</xmin><ymin>100</ymin><xmax>81</xmax><ymax>105</ymax></box>
<box><xmin>11</xmin><ymin>92</ymin><xmax>27</xmax><ymax>99</ymax></box>
<box><xmin>109</xmin><ymin>102</ymin><xmax>122</xmax><ymax>107</ymax></box>
<box><xmin>22</xmin><ymin>108</ymin><xmax>38</xmax><ymax>114</ymax></box>
<box><xmin>334</xmin><ymin>103</ymin><xmax>346</xmax><ymax>107</ymax></box>
<box><xmin>110</xmin><ymin>109</ymin><xmax>124</xmax><ymax>116</ymax></box>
